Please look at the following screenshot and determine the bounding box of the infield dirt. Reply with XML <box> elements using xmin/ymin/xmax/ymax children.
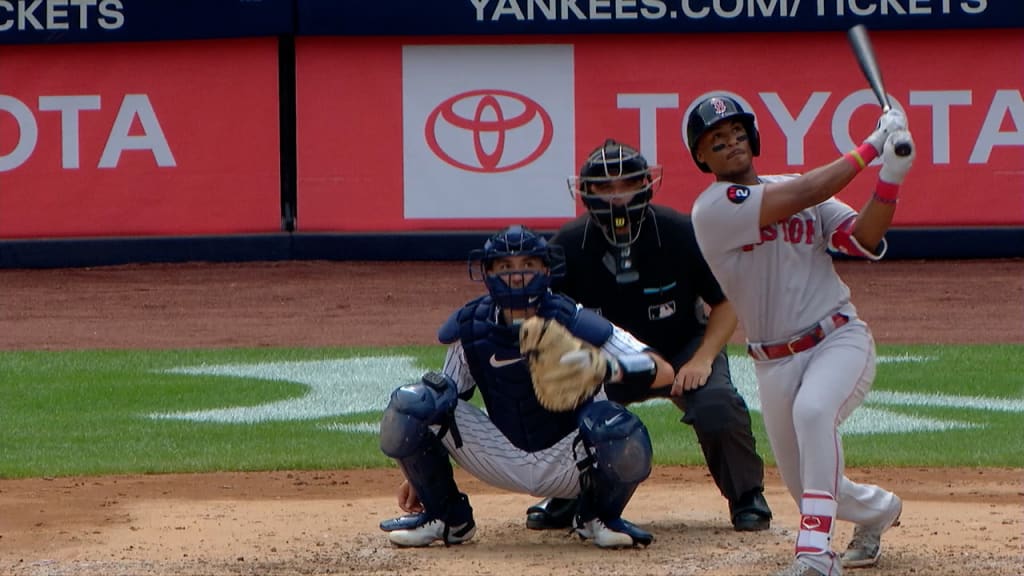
<box><xmin>1</xmin><ymin>259</ymin><xmax>1022</xmax><ymax>576</ymax></box>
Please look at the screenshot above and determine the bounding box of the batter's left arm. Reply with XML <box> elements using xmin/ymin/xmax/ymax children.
<box><xmin>853</xmin><ymin>129</ymin><xmax>916</xmax><ymax>252</ymax></box>
<box><xmin>851</xmin><ymin>198</ymin><xmax>896</xmax><ymax>253</ymax></box>
<box><xmin>672</xmin><ymin>299</ymin><xmax>738</xmax><ymax>394</ymax></box>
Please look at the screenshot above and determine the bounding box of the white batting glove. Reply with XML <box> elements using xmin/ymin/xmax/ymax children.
<box><xmin>863</xmin><ymin>108</ymin><xmax>908</xmax><ymax>154</ymax></box>
<box><xmin>879</xmin><ymin>129</ymin><xmax>915</xmax><ymax>184</ymax></box>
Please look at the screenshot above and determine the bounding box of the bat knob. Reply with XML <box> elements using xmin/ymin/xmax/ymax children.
<box><xmin>894</xmin><ymin>141</ymin><xmax>913</xmax><ymax>157</ymax></box>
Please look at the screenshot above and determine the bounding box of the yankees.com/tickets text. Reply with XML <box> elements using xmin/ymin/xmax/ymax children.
<box><xmin>0</xmin><ymin>0</ymin><xmax>125</xmax><ymax>33</ymax></box>
<box><xmin>469</xmin><ymin>0</ymin><xmax>989</xmax><ymax>23</ymax></box>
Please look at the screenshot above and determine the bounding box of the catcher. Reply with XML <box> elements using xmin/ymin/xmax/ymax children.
<box><xmin>379</xmin><ymin>224</ymin><xmax>674</xmax><ymax>548</ymax></box>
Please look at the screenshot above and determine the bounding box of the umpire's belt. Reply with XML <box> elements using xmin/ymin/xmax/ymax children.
<box><xmin>747</xmin><ymin>312</ymin><xmax>850</xmax><ymax>361</ymax></box>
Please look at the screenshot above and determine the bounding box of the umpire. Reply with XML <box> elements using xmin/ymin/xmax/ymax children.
<box><xmin>526</xmin><ymin>139</ymin><xmax>773</xmax><ymax>532</ymax></box>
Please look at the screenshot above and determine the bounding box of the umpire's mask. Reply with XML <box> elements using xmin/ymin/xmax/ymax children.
<box><xmin>568</xmin><ymin>139</ymin><xmax>662</xmax><ymax>248</ymax></box>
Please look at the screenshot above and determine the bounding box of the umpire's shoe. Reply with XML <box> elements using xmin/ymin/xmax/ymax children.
<box><xmin>841</xmin><ymin>494</ymin><xmax>902</xmax><ymax>568</ymax></box>
<box><xmin>731</xmin><ymin>488</ymin><xmax>773</xmax><ymax>532</ymax></box>
<box><xmin>381</xmin><ymin>494</ymin><xmax>476</xmax><ymax>547</ymax></box>
<box><xmin>574</xmin><ymin>515</ymin><xmax>654</xmax><ymax>548</ymax></box>
<box><xmin>525</xmin><ymin>496</ymin><xmax>577</xmax><ymax>530</ymax></box>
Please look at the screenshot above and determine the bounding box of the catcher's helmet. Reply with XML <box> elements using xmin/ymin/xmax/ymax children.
<box><xmin>567</xmin><ymin>139</ymin><xmax>663</xmax><ymax>247</ymax></box>
<box><xmin>469</xmin><ymin>225</ymin><xmax>565</xmax><ymax>310</ymax></box>
<box><xmin>686</xmin><ymin>95</ymin><xmax>760</xmax><ymax>173</ymax></box>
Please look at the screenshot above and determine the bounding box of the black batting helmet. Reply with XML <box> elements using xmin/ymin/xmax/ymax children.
<box><xmin>567</xmin><ymin>139</ymin><xmax>663</xmax><ymax>247</ymax></box>
<box><xmin>686</xmin><ymin>95</ymin><xmax>760</xmax><ymax>173</ymax></box>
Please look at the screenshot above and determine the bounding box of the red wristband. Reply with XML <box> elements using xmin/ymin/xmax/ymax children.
<box><xmin>843</xmin><ymin>142</ymin><xmax>879</xmax><ymax>172</ymax></box>
<box><xmin>873</xmin><ymin>180</ymin><xmax>900</xmax><ymax>205</ymax></box>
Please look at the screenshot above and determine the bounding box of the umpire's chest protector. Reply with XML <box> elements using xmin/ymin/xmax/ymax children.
<box><xmin>439</xmin><ymin>294</ymin><xmax>612</xmax><ymax>453</ymax></box>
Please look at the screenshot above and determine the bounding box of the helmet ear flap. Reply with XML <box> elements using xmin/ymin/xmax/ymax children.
<box><xmin>746</xmin><ymin>120</ymin><xmax>761</xmax><ymax>157</ymax></box>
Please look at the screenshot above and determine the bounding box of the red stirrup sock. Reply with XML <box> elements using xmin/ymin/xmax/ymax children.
<box><xmin>796</xmin><ymin>490</ymin><xmax>837</xmax><ymax>557</ymax></box>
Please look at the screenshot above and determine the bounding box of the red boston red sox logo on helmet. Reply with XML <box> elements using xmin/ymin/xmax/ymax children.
<box><xmin>712</xmin><ymin>97</ymin><xmax>728</xmax><ymax>115</ymax></box>
<box><xmin>727</xmin><ymin>185</ymin><xmax>750</xmax><ymax>204</ymax></box>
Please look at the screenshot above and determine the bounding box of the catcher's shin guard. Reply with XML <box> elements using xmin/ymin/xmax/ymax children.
<box><xmin>574</xmin><ymin>401</ymin><xmax>652</xmax><ymax>523</ymax></box>
<box><xmin>379</xmin><ymin>372</ymin><xmax>459</xmax><ymax>459</ymax></box>
<box><xmin>576</xmin><ymin>401</ymin><xmax>652</xmax><ymax>486</ymax></box>
<box><xmin>576</xmin><ymin>466</ymin><xmax>637</xmax><ymax>525</ymax></box>
<box><xmin>380</xmin><ymin>373</ymin><xmax>463</xmax><ymax>525</ymax></box>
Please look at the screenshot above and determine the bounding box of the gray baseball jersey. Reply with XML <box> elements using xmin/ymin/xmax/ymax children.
<box><xmin>692</xmin><ymin>174</ymin><xmax>901</xmax><ymax>572</ymax></box>
<box><xmin>691</xmin><ymin>175</ymin><xmax>884</xmax><ymax>343</ymax></box>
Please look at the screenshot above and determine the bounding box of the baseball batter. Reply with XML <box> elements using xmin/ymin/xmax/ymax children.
<box><xmin>686</xmin><ymin>95</ymin><xmax>913</xmax><ymax>576</ymax></box>
<box><xmin>377</xmin><ymin>225</ymin><xmax>674</xmax><ymax>549</ymax></box>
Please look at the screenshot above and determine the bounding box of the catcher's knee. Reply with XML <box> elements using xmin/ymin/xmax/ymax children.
<box><xmin>379</xmin><ymin>371</ymin><xmax>458</xmax><ymax>459</ymax></box>
<box><xmin>577</xmin><ymin>401</ymin><xmax>652</xmax><ymax>484</ymax></box>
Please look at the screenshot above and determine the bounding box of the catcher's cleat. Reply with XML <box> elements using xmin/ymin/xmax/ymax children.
<box><xmin>574</xmin><ymin>516</ymin><xmax>653</xmax><ymax>548</ymax></box>
<box><xmin>525</xmin><ymin>496</ymin><xmax>577</xmax><ymax>530</ymax></box>
<box><xmin>731</xmin><ymin>488</ymin><xmax>773</xmax><ymax>532</ymax></box>
<box><xmin>382</xmin><ymin>493</ymin><xmax>477</xmax><ymax>548</ymax></box>
<box><xmin>384</xmin><ymin>514</ymin><xmax>476</xmax><ymax>548</ymax></box>
<box><xmin>841</xmin><ymin>494</ymin><xmax>903</xmax><ymax>568</ymax></box>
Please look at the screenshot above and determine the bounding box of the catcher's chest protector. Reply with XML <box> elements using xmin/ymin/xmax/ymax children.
<box><xmin>455</xmin><ymin>296</ymin><xmax>578</xmax><ymax>453</ymax></box>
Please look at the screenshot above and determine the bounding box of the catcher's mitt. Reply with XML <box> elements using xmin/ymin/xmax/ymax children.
<box><xmin>519</xmin><ymin>316</ymin><xmax>608</xmax><ymax>412</ymax></box>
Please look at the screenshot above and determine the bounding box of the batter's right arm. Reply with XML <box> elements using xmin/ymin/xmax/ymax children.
<box><xmin>757</xmin><ymin>109</ymin><xmax>906</xmax><ymax>227</ymax></box>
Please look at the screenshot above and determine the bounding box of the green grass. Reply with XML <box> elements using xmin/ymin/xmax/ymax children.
<box><xmin>0</xmin><ymin>344</ymin><xmax>1021</xmax><ymax>478</ymax></box>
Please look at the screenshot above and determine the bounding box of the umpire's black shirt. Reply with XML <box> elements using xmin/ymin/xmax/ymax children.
<box><xmin>550</xmin><ymin>204</ymin><xmax>726</xmax><ymax>370</ymax></box>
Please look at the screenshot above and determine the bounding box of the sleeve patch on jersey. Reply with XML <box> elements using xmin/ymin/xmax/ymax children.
<box><xmin>726</xmin><ymin>185</ymin><xmax>751</xmax><ymax>204</ymax></box>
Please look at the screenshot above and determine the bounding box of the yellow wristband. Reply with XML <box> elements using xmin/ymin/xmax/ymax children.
<box><xmin>846</xmin><ymin>149</ymin><xmax>867</xmax><ymax>170</ymax></box>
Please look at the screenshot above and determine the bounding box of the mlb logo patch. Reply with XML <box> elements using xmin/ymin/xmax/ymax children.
<box><xmin>648</xmin><ymin>301</ymin><xmax>676</xmax><ymax>320</ymax></box>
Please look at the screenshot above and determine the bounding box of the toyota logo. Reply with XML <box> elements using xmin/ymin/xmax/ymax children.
<box><xmin>425</xmin><ymin>89</ymin><xmax>553</xmax><ymax>173</ymax></box>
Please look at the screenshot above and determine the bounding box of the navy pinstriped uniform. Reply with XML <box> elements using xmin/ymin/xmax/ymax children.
<box><xmin>435</xmin><ymin>291</ymin><xmax>650</xmax><ymax>497</ymax></box>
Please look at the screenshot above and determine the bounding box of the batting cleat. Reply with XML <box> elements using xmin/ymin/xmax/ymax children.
<box><xmin>384</xmin><ymin>514</ymin><xmax>476</xmax><ymax>547</ymax></box>
<box><xmin>575</xmin><ymin>516</ymin><xmax>653</xmax><ymax>548</ymax></box>
<box><xmin>841</xmin><ymin>494</ymin><xmax>903</xmax><ymax>568</ymax></box>
<box><xmin>773</xmin><ymin>559</ymin><xmax>829</xmax><ymax>576</ymax></box>
<box><xmin>526</xmin><ymin>496</ymin><xmax>577</xmax><ymax>530</ymax></box>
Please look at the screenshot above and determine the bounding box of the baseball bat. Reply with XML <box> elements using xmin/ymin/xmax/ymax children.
<box><xmin>847</xmin><ymin>24</ymin><xmax>912</xmax><ymax>156</ymax></box>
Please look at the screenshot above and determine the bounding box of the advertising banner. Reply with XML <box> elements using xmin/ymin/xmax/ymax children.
<box><xmin>297</xmin><ymin>0</ymin><xmax>1024</xmax><ymax>36</ymax></box>
<box><xmin>0</xmin><ymin>38</ymin><xmax>281</xmax><ymax>238</ymax></box>
<box><xmin>296</xmin><ymin>29</ymin><xmax>1022</xmax><ymax>232</ymax></box>
<box><xmin>401</xmin><ymin>44</ymin><xmax>576</xmax><ymax>220</ymax></box>
<box><xmin>0</xmin><ymin>0</ymin><xmax>294</xmax><ymax>45</ymax></box>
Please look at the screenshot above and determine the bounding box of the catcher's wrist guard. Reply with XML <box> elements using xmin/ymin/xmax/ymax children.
<box><xmin>608</xmin><ymin>353</ymin><xmax>656</xmax><ymax>388</ymax></box>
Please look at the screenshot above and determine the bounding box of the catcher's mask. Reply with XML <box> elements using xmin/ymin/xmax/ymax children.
<box><xmin>567</xmin><ymin>139</ymin><xmax>663</xmax><ymax>248</ymax></box>
<box><xmin>686</xmin><ymin>95</ymin><xmax>760</xmax><ymax>173</ymax></box>
<box><xmin>469</xmin><ymin>225</ymin><xmax>565</xmax><ymax>311</ymax></box>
